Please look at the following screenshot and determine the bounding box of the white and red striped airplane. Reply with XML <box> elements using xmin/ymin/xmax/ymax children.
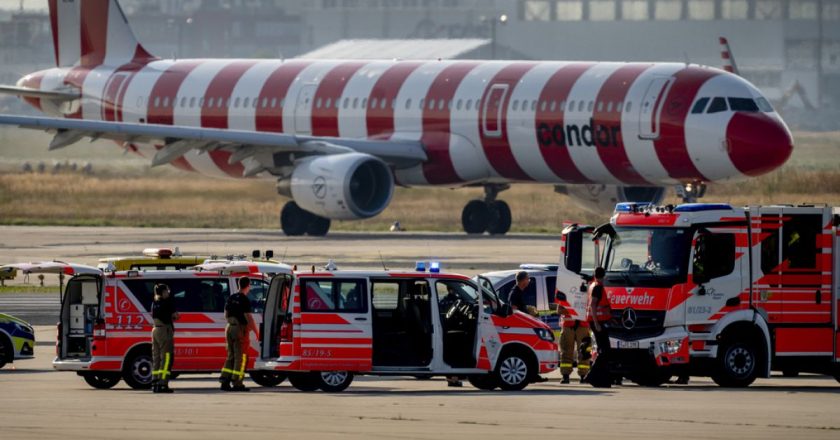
<box><xmin>0</xmin><ymin>0</ymin><xmax>793</xmax><ymax>236</ymax></box>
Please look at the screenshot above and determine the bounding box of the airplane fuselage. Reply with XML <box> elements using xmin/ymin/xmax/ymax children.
<box><xmin>19</xmin><ymin>57</ymin><xmax>793</xmax><ymax>187</ymax></box>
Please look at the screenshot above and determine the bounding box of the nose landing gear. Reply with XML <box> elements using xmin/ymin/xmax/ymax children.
<box><xmin>461</xmin><ymin>184</ymin><xmax>512</xmax><ymax>235</ymax></box>
<box><xmin>676</xmin><ymin>181</ymin><xmax>707</xmax><ymax>203</ymax></box>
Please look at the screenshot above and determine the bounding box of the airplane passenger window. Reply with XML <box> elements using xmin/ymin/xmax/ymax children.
<box><xmin>180</xmin><ymin>97</ymin><xmax>187</xmax><ymax>107</ymax></box>
<box><xmin>616</xmin><ymin>101</ymin><xmax>623</xmax><ymax>112</ymax></box>
<box><xmin>234</xmin><ymin>97</ymin><xmax>241</xmax><ymax>108</ymax></box>
<box><xmin>531</xmin><ymin>100</ymin><xmax>536</xmax><ymax>111</ymax></box>
<box><xmin>244</xmin><ymin>97</ymin><xmax>251</xmax><ymax>108</ymax></box>
<box><xmin>270</xmin><ymin>97</ymin><xmax>277</xmax><ymax>108</ymax></box>
<box><xmin>223</xmin><ymin>98</ymin><xmax>229</xmax><ymax>108</ymax></box>
<box><xmin>325</xmin><ymin>98</ymin><xmax>332</xmax><ymax>109</ymax></box>
<box><xmin>428</xmin><ymin>99</ymin><xmax>435</xmax><ymax>110</ymax></box>
<box><xmin>315</xmin><ymin>98</ymin><xmax>321</xmax><ymax>109</ymax></box>
<box><xmin>540</xmin><ymin>100</ymin><xmax>547</xmax><ymax>111</ymax></box>
<box><xmin>419</xmin><ymin>98</ymin><xmax>425</xmax><ymax>109</ymax></box>
<box><xmin>370</xmin><ymin>97</ymin><xmax>378</xmax><ymax>109</ymax></box>
<box><xmin>691</xmin><ymin>97</ymin><xmax>710</xmax><ymax>114</ymax></box>
<box><xmin>727</xmin><ymin>97</ymin><xmax>759</xmax><ymax>112</ymax></box>
<box><xmin>456</xmin><ymin>99</ymin><xmax>462</xmax><ymax>110</ymax></box>
<box><xmin>578</xmin><ymin>101</ymin><xmax>585</xmax><ymax>112</ymax></box>
<box><xmin>207</xmin><ymin>97</ymin><xmax>214</xmax><ymax>108</ymax></box>
<box><xmin>261</xmin><ymin>97</ymin><xmax>268</xmax><ymax>108</ymax></box>
<box><xmin>279</xmin><ymin>98</ymin><xmax>285</xmax><ymax>108</ymax></box>
<box><xmin>706</xmin><ymin>97</ymin><xmax>728</xmax><ymax>113</ymax></box>
<box><xmin>597</xmin><ymin>101</ymin><xmax>603</xmax><ymax>112</ymax></box>
<box><xmin>438</xmin><ymin>99</ymin><xmax>445</xmax><ymax>110</ymax></box>
<box><xmin>343</xmin><ymin>97</ymin><xmax>349</xmax><ymax>108</ymax></box>
<box><xmin>389</xmin><ymin>99</ymin><xmax>395</xmax><ymax>109</ymax></box>
<box><xmin>512</xmin><ymin>100</ymin><xmax>519</xmax><ymax>111</ymax></box>
<box><xmin>189</xmin><ymin>97</ymin><xmax>196</xmax><ymax>108</ymax></box>
<box><xmin>199</xmin><ymin>97</ymin><xmax>204</xmax><ymax>107</ymax></box>
<box><xmin>625</xmin><ymin>102</ymin><xmax>632</xmax><ymax>112</ymax></box>
<box><xmin>352</xmin><ymin>97</ymin><xmax>359</xmax><ymax>109</ymax></box>
<box><xmin>447</xmin><ymin>100</ymin><xmax>452</xmax><ymax>110</ymax></box>
<box><xmin>218</xmin><ymin>98</ymin><xmax>224</xmax><ymax>108</ymax></box>
<box><xmin>405</xmin><ymin>98</ymin><xmax>412</xmax><ymax>109</ymax></box>
<box><xmin>465</xmin><ymin>100</ymin><xmax>471</xmax><ymax>110</ymax></box>
<box><xmin>550</xmin><ymin>101</ymin><xmax>557</xmax><ymax>111</ymax></box>
<box><xmin>587</xmin><ymin>101</ymin><xmax>593</xmax><ymax>112</ymax></box>
<box><xmin>361</xmin><ymin>98</ymin><xmax>367</xmax><ymax>108</ymax></box>
<box><xmin>252</xmin><ymin>97</ymin><xmax>257</xmax><ymax>108</ymax></box>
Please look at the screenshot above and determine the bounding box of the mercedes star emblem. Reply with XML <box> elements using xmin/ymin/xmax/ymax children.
<box><xmin>621</xmin><ymin>307</ymin><xmax>638</xmax><ymax>330</ymax></box>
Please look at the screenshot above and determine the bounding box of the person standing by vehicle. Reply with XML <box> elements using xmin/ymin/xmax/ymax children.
<box><xmin>151</xmin><ymin>283</ymin><xmax>179</xmax><ymax>394</ymax></box>
<box><xmin>585</xmin><ymin>267</ymin><xmax>613</xmax><ymax>388</ymax></box>
<box><xmin>557</xmin><ymin>303</ymin><xmax>590</xmax><ymax>384</ymax></box>
<box><xmin>219</xmin><ymin>277</ymin><xmax>253</xmax><ymax>392</ymax></box>
<box><xmin>506</xmin><ymin>271</ymin><xmax>530</xmax><ymax>313</ymax></box>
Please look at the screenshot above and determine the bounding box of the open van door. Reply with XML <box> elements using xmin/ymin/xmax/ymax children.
<box><xmin>1</xmin><ymin>262</ymin><xmax>102</xmax><ymax>361</ymax></box>
<box><xmin>556</xmin><ymin>225</ymin><xmax>598</xmax><ymax>321</ymax></box>
<box><xmin>261</xmin><ymin>274</ymin><xmax>294</xmax><ymax>360</ymax></box>
<box><xmin>475</xmin><ymin>275</ymin><xmax>504</xmax><ymax>371</ymax></box>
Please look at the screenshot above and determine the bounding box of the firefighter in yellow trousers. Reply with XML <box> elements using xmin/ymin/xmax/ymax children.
<box><xmin>559</xmin><ymin>313</ymin><xmax>590</xmax><ymax>383</ymax></box>
<box><xmin>151</xmin><ymin>283</ymin><xmax>179</xmax><ymax>393</ymax></box>
<box><xmin>219</xmin><ymin>277</ymin><xmax>253</xmax><ymax>392</ymax></box>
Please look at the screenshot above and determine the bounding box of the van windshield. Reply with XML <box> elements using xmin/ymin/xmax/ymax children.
<box><xmin>604</xmin><ymin>227</ymin><xmax>691</xmax><ymax>287</ymax></box>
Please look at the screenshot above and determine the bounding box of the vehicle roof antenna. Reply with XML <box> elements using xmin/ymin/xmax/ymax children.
<box><xmin>281</xmin><ymin>247</ymin><xmax>288</xmax><ymax>264</ymax></box>
<box><xmin>378</xmin><ymin>250</ymin><xmax>388</xmax><ymax>271</ymax></box>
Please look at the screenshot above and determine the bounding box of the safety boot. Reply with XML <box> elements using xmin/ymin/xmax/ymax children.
<box><xmin>561</xmin><ymin>374</ymin><xmax>570</xmax><ymax>384</ymax></box>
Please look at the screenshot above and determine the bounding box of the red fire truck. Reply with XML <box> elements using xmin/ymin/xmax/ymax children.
<box><xmin>556</xmin><ymin>203</ymin><xmax>839</xmax><ymax>387</ymax></box>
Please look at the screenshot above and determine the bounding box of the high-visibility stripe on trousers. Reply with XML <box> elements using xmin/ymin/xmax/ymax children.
<box><xmin>220</xmin><ymin>322</ymin><xmax>248</xmax><ymax>385</ymax></box>
<box><xmin>152</xmin><ymin>324</ymin><xmax>175</xmax><ymax>386</ymax></box>
<box><xmin>559</xmin><ymin>325</ymin><xmax>591</xmax><ymax>377</ymax></box>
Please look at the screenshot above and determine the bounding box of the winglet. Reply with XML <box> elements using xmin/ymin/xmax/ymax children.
<box><xmin>719</xmin><ymin>36</ymin><xmax>740</xmax><ymax>76</ymax></box>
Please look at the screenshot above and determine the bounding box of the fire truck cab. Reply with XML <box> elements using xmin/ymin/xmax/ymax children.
<box><xmin>557</xmin><ymin>203</ymin><xmax>840</xmax><ymax>387</ymax></box>
<box><xmin>252</xmin><ymin>263</ymin><xmax>559</xmax><ymax>392</ymax></box>
<box><xmin>0</xmin><ymin>260</ymin><xmax>291</xmax><ymax>389</ymax></box>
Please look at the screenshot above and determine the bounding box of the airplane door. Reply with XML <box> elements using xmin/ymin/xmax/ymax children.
<box><xmin>294</xmin><ymin>84</ymin><xmax>316</xmax><ymax>135</ymax></box>
<box><xmin>481</xmin><ymin>83</ymin><xmax>508</xmax><ymax>138</ymax></box>
<box><xmin>638</xmin><ymin>76</ymin><xmax>672</xmax><ymax>140</ymax></box>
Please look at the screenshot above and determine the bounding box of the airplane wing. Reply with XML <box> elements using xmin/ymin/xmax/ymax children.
<box><xmin>0</xmin><ymin>114</ymin><xmax>427</xmax><ymax>176</ymax></box>
<box><xmin>0</xmin><ymin>85</ymin><xmax>80</xmax><ymax>102</ymax></box>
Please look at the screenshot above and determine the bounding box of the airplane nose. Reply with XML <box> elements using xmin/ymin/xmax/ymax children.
<box><xmin>726</xmin><ymin>112</ymin><xmax>793</xmax><ymax>176</ymax></box>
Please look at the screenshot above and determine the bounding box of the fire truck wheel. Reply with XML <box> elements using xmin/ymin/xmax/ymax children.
<box><xmin>462</xmin><ymin>200</ymin><xmax>490</xmax><ymax>234</ymax></box>
<box><xmin>288</xmin><ymin>372</ymin><xmax>321</xmax><ymax>391</ymax></box>
<box><xmin>495</xmin><ymin>349</ymin><xmax>535</xmax><ymax>391</ymax></box>
<box><xmin>81</xmin><ymin>372</ymin><xmax>121</xmax><ymax>389</ymax></box>
<box><xmin>122</xmin><ymin>349</ymin><xmax>153</xmax><ymax>390</ymax></box>
<box><xmin>468</xmin><ymin>374</ymin><xmax>499</xmax><ymax>391</ymax></box>
<box><xmin>712</xmin><ymin>339</ymin><xmax>759</xmax><ymax>388</ymax></box>
<box><xmin>317</xmin><ymin>371</ymin><xmax>354</xmax><ymax>392</ymax></box>
<box><xmin>250</xmin><ymin>371</ymin><xmax>287</xmax><ymax>387</ymax></box>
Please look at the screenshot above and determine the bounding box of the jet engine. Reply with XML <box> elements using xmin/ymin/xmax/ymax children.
<box><xmin>285</xmin><ymin>152</ymin><xmax>394</xmax><ymax>220</ymax></box>
<box><xmin>558</xmin><ymin>184</ymin><xmax>666</xmax><ymax>215</ymax></box>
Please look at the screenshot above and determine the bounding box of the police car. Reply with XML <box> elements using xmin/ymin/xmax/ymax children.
<box><xmin>0</xmin><ymin>313</ymin><xmax>35</xmax><ymax>369</ymax></box>
<box><xmin>478</xmin><ymin>264</ymin><xmax>562</xmax><ymax>337</ymax></box>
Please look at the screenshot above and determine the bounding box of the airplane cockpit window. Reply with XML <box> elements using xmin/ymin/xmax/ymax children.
<box><xmin>727</xmin><ymin>97</ymin><xmax>759</xmax><ymax>112</ymax></box>
<box><xmin>691</xmin><ymin>97</ymin><xmax>709</xmax><ymax>114</ymax></box>
<box><xmin>706</xmin><ymin>97</ymin><xmax>728</xmax><ymax>113</ymax></box>
<box><xmin>755</xmin><ymin>97</ymin><xmax>774</xmax><ymax>112</ymax></box>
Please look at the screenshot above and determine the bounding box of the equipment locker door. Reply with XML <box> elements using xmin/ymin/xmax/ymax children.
<box><xmin>297</xmin><ymin>277</ymin><xmax>372</xmax><ymax>371</ymax></box>
<box><xmin>261</xmin><ymin>274</ymin><xmax>294</xmax><ymax>360</ymax></box>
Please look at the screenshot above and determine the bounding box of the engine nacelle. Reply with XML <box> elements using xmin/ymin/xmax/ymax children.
<box><xmin>287</xmin><ymin>153</ymin><xmax>394</xmax><ymax>220</ymax></box>
<box><xmin>558</xmin><ymin>185</ymin><xmax>666</xmax><ymax>215</ymax></box>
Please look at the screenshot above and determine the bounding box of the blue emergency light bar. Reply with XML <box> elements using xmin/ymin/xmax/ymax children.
<box><xmin>614</xmin><ymin>202</ymin><xmax>652</xmax><ymax>213</ymax></box>
<box><xmin>674</xmin><ymin>203</ymin><xmax>733</xmax><ymax>212</ymax></box>
<box><xmin>415</xmin><ymin>261</ymin><xmax>441</xmax><ymax>273</ymax></box>
<box><xmin>415</xmin><ymin>261</ymin><xmax>426</xmax><ymax>272</ymax></box>
<box><xmin>429</xmin><ymin>261</ymin><xmax>441</xmax><ymax>273</ymax></box>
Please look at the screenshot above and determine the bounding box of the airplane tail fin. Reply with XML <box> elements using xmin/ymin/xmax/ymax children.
<box><xmin>719</xmin><ymin>36</ymin><xmax>740</xmax><ymax>76</ymax></box>
<box><xmin>47</xmin><ymin>0</ymin><xmax>155</xmax><ymax>68</ymax></box>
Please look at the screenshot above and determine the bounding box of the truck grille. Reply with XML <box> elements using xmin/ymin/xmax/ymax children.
<box><xmin>605</xmin><ymin>309</ymin><xmax>665</xmax><ymax>341</ymax></box>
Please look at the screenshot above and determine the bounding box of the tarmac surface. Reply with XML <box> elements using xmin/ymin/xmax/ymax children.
<box><xmin>1</xmin><ymin>226</ymin><xmax>839</xmax><ymax>439</ymax></box>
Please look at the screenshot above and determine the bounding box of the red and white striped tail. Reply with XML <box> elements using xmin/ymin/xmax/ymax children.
<box><xmin>48</xmin><ymin>0</ymin><xmax>154</xmax><ymax>68</ymax></box>
<box><xmin>719</xmin><ymin>36</ymin><xmax>739</xmax><ymax>75</ymax></box>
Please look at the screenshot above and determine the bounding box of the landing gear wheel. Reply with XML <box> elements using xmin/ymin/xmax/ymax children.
<box><xmin>250</xmin><ymin>371</ymin><xmax>287</xmax><ymax>387</ymax></box>
<box><xmin>462</xmin><ymin>200</ymin><xmax>490</xmax><ymax>234</ymax></box>
<box><xmin>487</xmin><ymin>200</ymin><xmax>511</xmax><ymax>235</ymax></box>
<box><xmin>317</xmin><ymin>371</ymin><xmax>354</xmax><ymax>392</ymax></box>
<box><xmin>82</xmin><ymin>372</ymin><xmax>121</xmax><ymax>389</ymax></box>
<box><xmin>122</xmin><ymin>350</ymin><xmax>153</xmax><ymax>390</ymax></box>
<box><xmin>306</xmin><ymin>216</ymin><xmax>331</xmax><ymax>236</ymax></box>
<box><xmin>280</xmin><ymin>201</ymin><xmax>311</xmax><ymax>236</ymax></box>
<box><xmin>494</xmin><ymin>351</ymin><xmax>532</xmax><ymax>391</ymax></box>
<box><xmin>711</xmin><ymin>339</ymin><xmax>759</xmax><ymax>388</ymax></box>
<box><xmin>288</xmin><ymin>372</ymin><xmax>321</xmax><ymax>391</ymax></box>
<box><xmin>468</xmin><ymin>374</ymin><xmax>499</xmax><ymax>391</ymax></box>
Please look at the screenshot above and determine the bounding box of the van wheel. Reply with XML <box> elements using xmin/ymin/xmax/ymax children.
<box><xmin>468</xmin><ymin>374</ymin><xmax>499</xmax><ymax>391</ymax></box>
<box><xmin>495</xmin><ymin>350</ymin><xmax>533</xmax><ymax>391</ymax></box>
<box><xmin>711</xmin><ymin>339</ymin><xmax>759</xmax><ymax>388</ymax></box>
<box><xmin>82</xmin><ymin>372</ymin><xmax>121</xmax><ymax>389</ymax></box>
<box><xmin>288</xmin><ymin>372</ymin><xmax>320</xmax><ymax>391</ymax></box>
<box><xmin>250</xmin><ymin>371</ymin><xmax>287</xmax><ymax>387</ymax></box>
<box><xmin>122</xmin><ymin>350</ymin><xmax>153</xmax><ymax>390</ymax></box>
<box><xmin>0</xmin><ymin>335</ymin><xmax>9</xmax><ymax>369</ymax></box>
<box><xmin>317</xmin><ymin>371</ymin><xmax>353</xmax><ymax>392</ymax></box>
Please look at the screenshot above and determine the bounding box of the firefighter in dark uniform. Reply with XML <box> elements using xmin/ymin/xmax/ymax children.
<box><xmin>151</xmin><ymin>283</ymin><xmax>179</xmax><ymax>393</ymax></box>
<box><xmin>219</xmin><ymin>277</ymin><xmax>253</xmax><ymax>392</ymax></box>
<box><xmin>585</xmin><ymin>267</ymin><xmax>613</xmax><ymax>388</ymax></box>
<box><xmin>557</xmin><ymin>303</ymin><xmax>590</xmax><ymax>384</ymax></box>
